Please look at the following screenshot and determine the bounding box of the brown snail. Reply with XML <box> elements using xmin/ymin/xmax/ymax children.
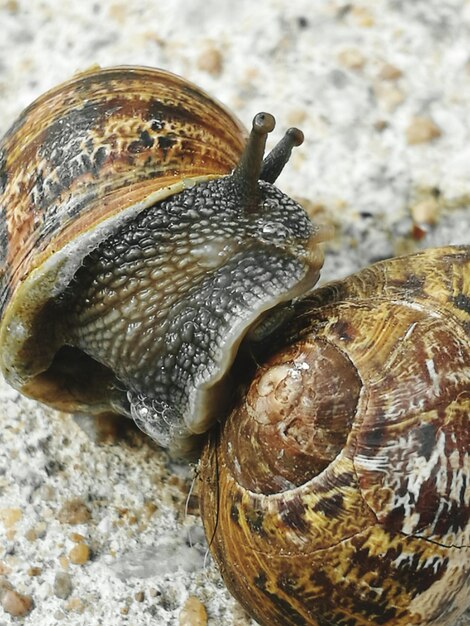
<box><xmin>0</xmin><ymin>65</ymin><xmax>329</xmax><ymax>458</ymax></box>
<box><xmin>1</xmin><ymin>65</ymin><xmax>468</xmax><ymax>626</ymax></box>
<box><xmin>199</xmin><ymin>244</ymin><xmax>470</xmax><ymax>626</ymax></box>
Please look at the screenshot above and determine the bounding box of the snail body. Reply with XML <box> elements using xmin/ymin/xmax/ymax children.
<box><xmin>200</xmin><ymin>245</ymin><xmax>470</xmax><ymax>626</ymax></box>
<box><xmin>0</xmin><ymin>66</ymin><xmax>327</xmax><ymax>457</ymax></box>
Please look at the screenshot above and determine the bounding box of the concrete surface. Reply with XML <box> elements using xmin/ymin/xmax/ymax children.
<box><xmin>0</xmin><ymin>1</ymin><xmax>469</xmax><ymax>625</ymax></box>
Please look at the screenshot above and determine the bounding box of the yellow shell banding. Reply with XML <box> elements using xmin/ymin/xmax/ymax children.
<box><xmin>199</xmin><ymin>245</ymin><xmax>470</xmax><ymax>626</ymax></box>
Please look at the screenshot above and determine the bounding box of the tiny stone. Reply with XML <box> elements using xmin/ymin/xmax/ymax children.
<box><xmin>134</xmin><ymin>590</ymin><xmax>145</xmax><ymax>602</ymax></box>
<box><xmin>351</xmin><ymin>6</ymin><xmax>374</xmax><ymax>27</ymax></box>
<box><xmin>373</xmin><ymin>119</ymin><xmax>389</xmax><ymax>132</ymax></box>
<box><xmin>406</xmin><ymin>116</ymin><xmax>442</xmax><ymax>144</ymax></box>
<box><xmin>27</xmin><ymin>567</ymin><xmax>42</xmax><ymax>577</ymax></box>
<box><xmin>59</xmin><ymin>555</ymin><xmax>69</xmax><ymax>570</ymax></box>
<box><xmin>179</xmin><ymin>596</ymin><xmax>208</xmax><ymax>626</ymax></box>
<box><xmin>374</xmin><ymin>83</ymin><xmax>405</xmax><ymax>111</ymax></box>
<box><xmin>0</xmin><ymin>508</ymin><xmax>22</xmax><ymax>529</ymax></box>
<box><xmin>69</xmin><ymin>543</ymin><xmax>90</xmax><ymax>565</ymax></box>
<box><xmin>412</xmin><ymin>223</ymin><xmax>428</xmax><ymax>241</ymax></box>
<box><xmin>108</xmin><ymin>3</ymin><xmax>127</xmax><ymax>24</ymax></box>
<box><xmin>54</xmin><ymin>571</ymin><xmax>73</xmax><ymax>599</ymax></box>
<box><xmin>378</xmin><ymin>63</ymin><xmax>402</xmax><ymax>81</ymax></box>
<box><xmin>337</xmin><ymin>48</ymin><xmax>365</xmax><ymax>70</ymax></box>
<box><xmin>197</xmin><ymin>47</ymin><xmax>223</xmax><ymax>76</ymax></box>
<box><xmin>5</xmin><ymin>0</ymin><xmax>19</xmax><ymax>13</ymax></box>
<box><xmin>120</xmin><ymin>606</ymin><xmax>129</xmax><ymax>615</ymax></box>
<box><xmin>57</xmin><ymin>498</ymin><xmax>91</xmax><ymax>525</ymax></box>
<box><xmin>143</xmin><ymin>501</ymin><xmax>158</xmax><ymax>519</ymax></box>
<box><xmin>287</xmin><ymin>108</ymin><xmax>307</xmax><ymax>126</ymax></box>
<box><xmin>25</xmin><ymin>521</ymin><xmax>47</xmax><ymax>541</ymax></box>
<box><xmin>1</xmin><ymin>589</ymin><xmax>33</xmax><ymax>617</ymax></box>
<box><xmin>65</xmin><ymin>597</ymin><xmax>85</xmax><ymax>613</ymax></box>
<box><xmin>24</xmin><ymin>528</ymin><xmax>38</xmax><ymax>542</ymax></box>
<box><xmin>70</xmin><ymin>532</ymin><xmax>86</xmax><ymax>543</ymax></box>
<box><xmin>411</xmin><ymin>198</ymin><xmax>439</xmax><ymax>225</ymax></box>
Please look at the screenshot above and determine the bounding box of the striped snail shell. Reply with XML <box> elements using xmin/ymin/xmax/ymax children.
<box><xmin>0</xmin><ymin>66</ymin><xmax>329</xmax><ymax>457</ymax></box>
<box><xmin>200</xmin><ymin>245</ymin><xmax>470</xmax><ymax>626</ymax></box>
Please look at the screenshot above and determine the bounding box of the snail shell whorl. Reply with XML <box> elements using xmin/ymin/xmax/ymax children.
<box><xmin>200</xmin><ymin>245</ymin><xmax>470</xmax><ymax>626</ymax></box>
<box><xmin>0</xmin><ymin>67</ymin><xmax>246</xmax><ymax>381</ymax></box>
<box><xmin>0</xmin><ymin>66</ymin><xmax>246</xmax><ymax>394</ymax></box>
<box><xmin>0</xmin><ymin>66</ymin><xmax>245</xmax><ymax>302</ymax></box>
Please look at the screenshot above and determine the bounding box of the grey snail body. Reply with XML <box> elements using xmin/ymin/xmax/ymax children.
<box><xmin>0</xmin><ymin>65</ymin><xmax>328</xmax><ymax>457</ymax></box>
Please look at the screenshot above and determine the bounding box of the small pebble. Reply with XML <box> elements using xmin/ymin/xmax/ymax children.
<box><xmin>406</xmin><ymin>116</ymin><xmax>442</xmax><ymax>144</ymax></box>
<box><xmin>108</xmin><ymin>3</ymin><xmax>127</xmax><ymax>24</ymax></box>
<box><xmin>0</xmin><ymin>508</ymin><xmax>22</xmax><ymax>529</ymax></box>
<box><xmin>24</xmin><ymin>521</ymin><xmax>47</xmax><ymax>542</ymax></box>
<box><xmin>54</xmin><ymin>571</ymin><xmax>73</xmax><ymax>599</ymax></box>
<box><xmin>27</xmin><ymin>567</ymin><xmax>42</xmax><ymax>577</ymax></box>
<box><xmin>197</xmin><ymin>47</ymin><xmax>223</xmax><ymax>76</ymax></box>
<box><xmin>411</xmin><ymin>197</ymin><xmax>439</xmax><ymax>225</ymax></box>
<box><xmin>134</xmin><ymin>590</ymin><xmax>145</xmax><ymax>602</ymax></box>
<box><xmin>351</xmin><ymin>6</ymin><xmax>374</xmax><ymax>27</ymax></box>
<box><xmin>373</xmin><ymin>119</ymin><xmax>389</xmax><ymax>132</ymax></box>
<box><xmin>4</xmin><ymin>0</ymin><xmax>19</xmax><ymax>14</ymax></box>
<box><xmin>1</xmin><ymin>589</ymin><xmax>33</xmax><ymax>617</ymax></box>
<box><xmin>378</xmin><ymin>63</ymin><xmax>402</xmax><ymax>81</ymax></box>
<box><xmin>179</xmin><ymin>595</ymin><xmax>208</xmax><ymax>626</ymax></box>
<box><xmin>287</xmin><ymin>108</ymin><xmax>307</xmax><ymax>126</ymax></box>
<box><xmin>59</xmin><ymin>555</ymin><xmax>70</xmax><ymax>570</ymax></box>
<box><xmin>69</xmin><ymin>543</ymin><xmax>91</xmax><ymax>565</ymax></box>
<box><xmin>411</xmin><ymin>223</ymin><xmax>428</xmax><ymax>241</ymax></box>
<box><xmin>58</xmin><ymin>498</ymin><xmax>91</xmax><ymax>525</ymax></box>
<box><xmin>337</xmin><ymin>48</ymin><xmax>365</xmax><ymax>70</ymax></box>
<box><xmin>65</xmin><ymin>597</ymin><xmax>85</xmax><ymax>613</ymax></box>
<box><xmin>374</xmin><ymin>83</ymin><xmax>405</xmax><ymax>111</ymax></box>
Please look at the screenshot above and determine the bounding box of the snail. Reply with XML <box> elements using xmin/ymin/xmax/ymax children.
<box><xmin>0</xmin><ymin>65</ymin><xmax>330</xmax><ymax>458</ymax></box>
<box><xmin>2</xmin><ymin>65</ymin><xmax>468</xmax><ymax>626</ymax></box>
<box><xmin>199</xmin><ymin>245</ymin><xmax>470</xmax><ymax>626</ymax></box>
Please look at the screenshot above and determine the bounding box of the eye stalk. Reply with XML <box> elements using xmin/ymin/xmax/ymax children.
<box><xmin>260</xmin><ymin>127</ymin><xmax>304</xmax><ymax>183</ymax></box>
<box><xmin>231</xmin><ymin>112</ymin><xmax>304</xmax><ymax>211</ymax></box>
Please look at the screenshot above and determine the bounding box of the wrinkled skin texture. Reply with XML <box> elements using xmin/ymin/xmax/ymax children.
<box><xmin>63</xmin><ymin>176</ymin><xmax>322</xmax><ymax>456</ymax></box>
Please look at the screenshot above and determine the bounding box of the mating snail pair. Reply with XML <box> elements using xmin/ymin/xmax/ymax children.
<box><xmin>0</xmin><ymin>66</ymin><xmax>468</xmax><ymax>626</ymax></box>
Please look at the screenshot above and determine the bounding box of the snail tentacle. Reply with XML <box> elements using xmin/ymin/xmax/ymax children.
<box><xmin>260</xmin><ymin>127</ymin><xmax>304</xmax><ymax>183</ymax></box>
<box><xmin>230</xmin><ymin>112</ymin><xmax>275</xmax><ymax>210</ymax></box>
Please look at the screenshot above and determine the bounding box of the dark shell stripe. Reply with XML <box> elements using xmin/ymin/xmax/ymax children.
<box><xmin>0</xmin><ymin>66</ymin><xmax>246</xmax><ymax>315</ymax></box>
<box><xmin>203</xmin><ymin>439</ymin><xmax>468</xmax><ymax>626</ymax></box>
<box><xmin>200</xmin><ymin>245</ymin><xmax>469</xmax><ymax>626</ymax></box>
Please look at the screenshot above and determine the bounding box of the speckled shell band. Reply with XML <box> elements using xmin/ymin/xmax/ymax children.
<box><xmin>200</xmin><ymin>245</ymin><xmax>470</xmax><ymax>626</ymax></box>
<box><xmin>0</xmin><ymin>66</ymin><xmax>246</xmax><ymax>392</ymax></box>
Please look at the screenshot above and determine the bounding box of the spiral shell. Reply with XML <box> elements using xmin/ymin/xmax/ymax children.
<box><xmin>0</xmin><ymin>66</ymin><xmax>245</xmax><ymax>403</ymax></box>
<box><xmin>200</xmin><ymin>245</ymin><xmax>470</xmax><ymax>626</ymax></box>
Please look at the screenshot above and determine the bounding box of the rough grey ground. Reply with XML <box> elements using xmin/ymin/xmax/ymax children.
<box><xmin>0</xmin><ymin>1</ymin><xmax>469</xmax><ymax>625</ymax></box>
